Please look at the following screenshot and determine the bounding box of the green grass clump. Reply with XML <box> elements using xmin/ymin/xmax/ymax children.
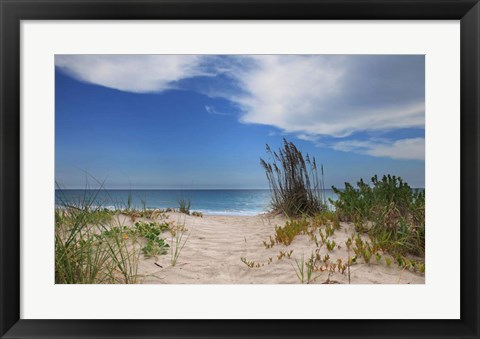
<box><xmin>55</xmin><ymin>197</ymin><xmax>140</xmax><ymax>284</ymax></box>
<box><xmin>120</xmin><ymin>208</ymin><xmax>166</xmax><ymax>222</ymax></box>
<box><xmin>83</xmin><ymin>208</ymin><xmax>114</xmax><ymax>225</ymax></box>
<box><xmin>260</xmin><ymin>138</ymin><xmax>327</xmax><ymax>217</ymax></box>
<box><xmin>292</xmin><ymin>254</ymin><xmax>316</xmax><ymax>284</ymax></box>
<box><xmin>169</xmin><ymin>223</ymin><xmax>189</xmax><ymax>266</ymax></box>
<box><xmin>325</xmin><ymin>239</ymin><xmax>337</xmax><ymax>252</ymax></box>
<box><xmin>332</xmin><ymin>175</ymin><xmax>425</xmax><ymax>257</ymax></box>
<box><xmin>274</xmin><ymin>219</ymin><xmax>309</xmax><ymax>246</ymax></box>
<box><xmin>134</xmin><ymin>220</ymin><xmax>169</xmax><ymax>235</ymax></box>
<box><xmin>178</xmin><ymin>198</ymin><xmax>191</xmax><ymax>215</ymax></box>
<box><xmin>312</xmin><ymin>210</ymin><xmax>340</xmax><ymax>229</ymax></box>
<box><xmin>100</xmin><ymin>225</ymin><xmax>135</xmax><ymax>240</ymax></box>
<box><xmin>55</xmin><ymin>183</ymin><xmax>175</xmax><ymax>283</ymax></box>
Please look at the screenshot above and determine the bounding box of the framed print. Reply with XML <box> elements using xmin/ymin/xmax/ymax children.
<box><xmin>1</xmin><ymin>0</ymin><xmax>479</xmax><ymax>338</ymax></box>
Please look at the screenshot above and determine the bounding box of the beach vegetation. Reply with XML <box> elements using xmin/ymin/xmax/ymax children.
<box><xmin>134</xmin><ymin>221</ymin><xmax>170</xmax><ymax>258</ymax></box>
<box><xmin>332</xmin><ymin>175</ymin><xmax>425</xmax><ymax>258</ymax></box>
<box><xmin>273</xmin><ymin>218</ymin><xmax>309</xmax><ymax>246</ymax></box>
<box><xmin>55</xmin><ymin>191</ymin><xmax>140</xmax><ymax>284</ymax></box>
<box><xmin>277</xmin><ymin>249</ymin><xmax>294</xmax><ymax>260</ymax></box>
<box><xmin>240</xmin><ymin>257</ymin><xmax>264</xmax><ymax>268</ymax></box>
<box><xmin>291</xmin><ymin>251</ymin><xmax>349</xmax><ymax>284</ymax></box>
<box><xmin>54</xmin><ymin>184</ymin><xmax>179</xmax><ymax>283</ymax></box>
<box><xmin>325</xmin><ymin>239</ymin><xmax>336</xmax><ymax>252</ymax></box>
<box><xmin>170</xmin><ymin>222</ymin><xmax>189</xmax><ymax>266</ymax></box>
<box><xmin>324</xmin><ymin>224</ymin><xmax>335</xmax><ymax>238</ymax></box>
<box><xmin>263</xmin><ymin>236</ymin><xmax>275</xmax><ymax>249</ymax></box>
<box><xmin>121</xmin><ymin>208</ymin><xmax>165</xmax><ymax>221</ymax></box>
<box><xmin>178</xmin><ymin>198</ymin><xmax>191</xmax><ymax>215</ymax></box>
<box><xmin>191</xmin><ymin>211</ymin><xmax>203</xmax><ymax>217</ymax></box>
<box><xmin>291</xmin><ymin>254</ymin><xmax>317</xmax><ymax>284</ymax></box>
<box><xmin>260</xmin><ymin>139</ymin><xmax>327</xmax><ymax>217</ymax></box>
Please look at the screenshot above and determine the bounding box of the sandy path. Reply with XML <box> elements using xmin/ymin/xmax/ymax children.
<box><xmin>120</xmin><ymin>212</ymin><xmax>425</xmax><ymax>284</ymax></box>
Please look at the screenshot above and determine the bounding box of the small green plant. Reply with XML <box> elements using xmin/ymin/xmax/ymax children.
<box><xmin>178</xmin><ymin>198</ymin><xmax>191</xmax><ymax>215</ymax></box>
<box><xmin>345</xmin><ymin>237</ymin><xmax>352</xmax><ymax>250</ymax></box>
<box><xmin>134</xmin><ymin>221</ymin><xmax>170</xmax><ymax>258</ymax></box>
<box><xmin>101</xmin><ymin>225</ymin><xmax>132</xmax><ymax>239</ymax></box>
<box><xmin>395</xmin><ymin>256</ymin><xmax>425</xmax><ymax>273</ymax></box>
<box><xmin>336</xmin><ymin>259</ymin><xmax>347</xmax><ymax>274</ymax></box>
<box><xmin>263</xmin><ymin>236</ymin><xmax>276</xmax><ymax>249</ymax></box>
<box><xmin>141</xmin><ymin>239</ymin><xmax>168</xmax><ymax>257</ymax></box>
<box><xmin>274</xmin><ymin>219</ymin><xmax>309</xmax><ymax>246</ymax></box>
<box><xmin>325</xmin><ymin>224</ymin><xmax>335</xmax><ymax>238</ymax></box>
<box><xmin>140</xmin><ymin>209</ymin><xmax>164</xmax><ymax>219</ymax></box>
<box><xmin>191</xmin><ymin>211</ymin><xmax>203</xmax><ymax>217</ymax></box>
<box><xmin>292</xmin><ymin>254</ymin><xmax>316</xmax><ymax>284</ymax></box>
<box><xmin>277</xmin><ymin>249</ymin><xmax>294</xmax><ymax>260</ymax></box>
<box><xmin>308</xmin><ymin>232</ymin><xmax>321</xmax><ymax>247</ymax></box>
<box><xmin>170</xmin><ymin>224</ymin><xmax>189</xmax><ymax>266</ymax></box>
<box><xmin>127</xmin><ymin>192</ymin><xmax>133</xmax><ymax>211</ymax></box>
<box><xmin>363</xmin><ymin>249</ymin><xmax>372</xmax><ymax>264</ymax></box>
<box><xmin>318</xmin><ymin>229</ymin><xmax>326</xmax><ymax>244</ymax></box>
<box><xmin>134</xmin><ymin>221</ymin><xmax>170</xmax><ymax>235</ymax></box>
<box><xmin>326</xmin><ymin>239</ymin><xmax>336</xmax><ymax>252</ymax></box>
<box><xmin>351</xmin><ymin>235</ymin><xmax>378</xmax><ymax>264</ymax></box>
<box><xmin>241</xmin><ymin>257</ymin><xmax>263</xmax><ymax>268</ymax></box>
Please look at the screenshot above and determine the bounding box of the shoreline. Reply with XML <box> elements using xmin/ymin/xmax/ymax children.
<box><xmin>55</xmin><ymin>204</ymin><xmax>271</xmax><ymax>217</ymax></box>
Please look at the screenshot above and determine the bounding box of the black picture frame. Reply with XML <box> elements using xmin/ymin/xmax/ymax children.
<box><xmin>1</xmin><ymin>0</ymin><xmax>479</xmax><ymax>338</ymax></box>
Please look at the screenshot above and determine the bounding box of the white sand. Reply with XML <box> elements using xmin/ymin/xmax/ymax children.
<box><xmin>117</xmin><ymin>212</ymin><xmax>425</xmax><ymax>284</ymax></box>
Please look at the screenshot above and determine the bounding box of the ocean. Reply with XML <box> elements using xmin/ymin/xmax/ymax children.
<box><xmin>55</xmin><ymin>189</ymin><xmax>339</xmax><ymax>216</ymax></box>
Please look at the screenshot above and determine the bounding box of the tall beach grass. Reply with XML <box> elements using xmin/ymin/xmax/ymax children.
<box><xmin>260</xmin><ymin>138</ymin><xmax>327</xmax><ymax>217</ymax></box>
<box><xmin>55</xmin><ymin>187</ymin><xmax>141</xmax><ymax>284</ymax></box>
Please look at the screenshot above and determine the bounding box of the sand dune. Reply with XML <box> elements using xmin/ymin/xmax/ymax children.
<box><xmin>117</xmin><ymin>212</ymin><xmax>425</xmax><ymax>284</ymax></box>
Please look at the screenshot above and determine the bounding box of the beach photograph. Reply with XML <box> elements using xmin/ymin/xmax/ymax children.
<box><xmin>55</xmin><ymin>54</ymin><xmax>425</xmax><ymax>284</ymax></box>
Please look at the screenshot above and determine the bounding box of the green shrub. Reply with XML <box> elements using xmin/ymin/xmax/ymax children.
<box><xmin>332</xmin><ymin>175</ymin><xmax>425</xmax><ymax>256</ymax></box>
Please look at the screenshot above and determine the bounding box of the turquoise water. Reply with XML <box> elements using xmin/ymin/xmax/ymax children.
<box><xmin>55</xmin><ymin>189</ymin><xmax>339</xmax><ymax>216</ymax></box>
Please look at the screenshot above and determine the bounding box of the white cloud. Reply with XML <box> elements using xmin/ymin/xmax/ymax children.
<box><xmin>226</xmin><ymin>55</ymin><xmax>424</xmax><ymax>138</ymax></box>
<box><xmin>296</xmin><ymin>133</ymin><xmax>321</xmax><ymax>142</ymax></box>
<box><xmin>55</xmin><ymin>55</ymin><xmax>209</xmax><ymax>93</ymax></box>
<box><xmin>205</xmin><ymin>105</ymin><xmax>229</xmax><ymax>116</ymax></box>
<box><xmin>332</xmin><ymin>138</ymin><xmax>425</xmax><ymax>161</ymax></box>
<box><xmin>56</xmin><ymin>55</ymin><xmax>425</xmax><ymax>160</ymax></box>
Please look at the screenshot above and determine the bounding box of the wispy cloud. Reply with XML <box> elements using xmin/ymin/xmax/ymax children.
<box><xmin>205</xmin><ymin>105</ymin><xmax>230</xmax><ymax>116</ymax></box>
<box><xmin>332</xmin><ymin>138</ymin><xmax>425</xmax><ymax>161</ymax></box>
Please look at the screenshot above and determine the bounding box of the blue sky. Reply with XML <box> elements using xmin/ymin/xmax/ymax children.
<box><xmin>55</xmin><ymin>55</ymin><xmax>425</xmax><ymax>189</ymax></box>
